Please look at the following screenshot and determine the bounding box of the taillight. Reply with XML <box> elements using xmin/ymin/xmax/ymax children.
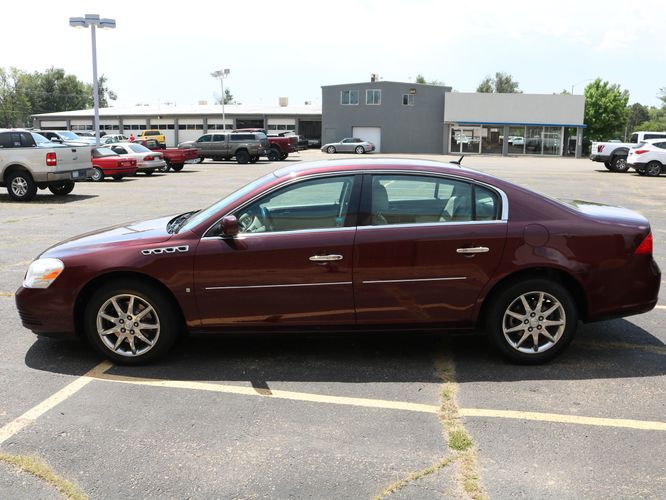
<box><xmin>635</xmin><ymin>232</ymin><xmax>653</xmax><ymax>256</ymax></box>
<box><xmin>634</xmin><ymin>149</ymin><xmax>648</xmax><ymax>155</ymax></box>
<box><xmin>144</xmin><ymin>155</ymin><xmax>154</xmax><ymax>161</ymax></box>
<box><xmin>46</xmin><ymin>152</ymin><xmax>57</xmax><ymax>166</ymax></box>
<box><xmin>597</xmin><ymin>145</ymin><xmax>604</xmax><ymax>152</ymax></box>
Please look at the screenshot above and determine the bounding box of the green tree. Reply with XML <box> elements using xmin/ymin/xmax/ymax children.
<box><xmin>415</xmin><ymin>74</ymin><xmax>426</xmax><ymax>84</ymax></box>
<box><xmin>215</xmin><ymin>88</ymin><xmax>236</xmax><ymax>105</ymax></box>
<box><xmin>93</xmin><ymin>74</ymin><xmax>117</xmax><ymax>108</ymax></box>
<box><xmin>626</xmin><ymin>102</ymin><xmax>650</xmax><ymax>134</ymax></box>
<box><xmin>476</xmin><ymin>72</ymin><xmax>521</xmax><ymax>93</ymax></box>
<box><xmin>413</xmin><ymin>74</ymin><xmax>443</xmax><ymax>86</ymax></box>
<box><xmin>583</xmin><ymin>79</ymin><xmax>629</xmax><ymax>150</ymax></box>
<box><xmin>0</xmin><ymin>67</ymin><xmax>33</xmax><ymax>127</ymax></box>
<box><xmin>634</xmin><ymin>88</ymin><xmax>666</xmax><ymax>131</ymax></box>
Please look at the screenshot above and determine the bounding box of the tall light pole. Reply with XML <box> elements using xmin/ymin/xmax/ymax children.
<box><xmin>211</xmin><ymin>69</ymin><xmax>230</xmax><ymax>130</ymax></box>
<box><xmin>69</xmin><ymin>14</ymin><xmax>116</xmax><ymax>146</ymax></box>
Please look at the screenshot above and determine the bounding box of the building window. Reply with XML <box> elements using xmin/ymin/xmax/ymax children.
<box><xmin>340</xmin><ymin>90</ymin><xmax>359</xmax><ymax>105</ymax></box>
<box><xmin>366</xmin><ymin>89</ymin><xmax>381</xmax><ymax>105</ymax></box>
<box><xmin>402</xmin><ymin>94</ymin><xmax>414</xmax><ymax>106</ymax></box>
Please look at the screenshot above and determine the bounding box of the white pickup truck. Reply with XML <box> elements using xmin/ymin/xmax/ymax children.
<box><xmin>0</xmin><ymin>129</ymin><xmax>93</xmax><ymax>201</ymax></box>
<box><xmin>591</xmin><ymin>131</ymin><xmax>666</xmax><ymax>172</ymax></box>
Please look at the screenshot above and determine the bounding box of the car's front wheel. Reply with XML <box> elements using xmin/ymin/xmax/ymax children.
<box><xmin>326</xmin><ymin>146</ymin><xmax>336</xmax><ymax>154</ymax></box>
<box><xmin>645</xmin><ymin>161</ymin><xmax>662</xmax><ymax>177</ymax></box>
<box><xmin>84</xmin><ymin>280</ymin><xmax>180</xmax><ymax>365</ymax></box>
<box><xmin>487</xmin><ymin>279</ymin><xmax>577</xmax><ymax>364</ymax></box>
<box><xmin>355</xmin><ymin>146</ymin><xmax>365</xmax><ymax>154</ymax></box>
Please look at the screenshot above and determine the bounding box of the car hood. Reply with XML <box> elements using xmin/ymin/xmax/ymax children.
<box><xmin>40</xmin><ymin>215</ymin><xmax>176</xmax><ymax>259</ymax></box>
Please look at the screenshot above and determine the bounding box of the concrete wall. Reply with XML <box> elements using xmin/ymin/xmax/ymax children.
<box><xmin>322</xmin><ymin>81</ymin><xmax>451</xmax><ymax>154</ymax></box>
<box><xmin>444</xmin><ymin>92</ymin><xmax>585</xmax><ymax>126</ymax></box>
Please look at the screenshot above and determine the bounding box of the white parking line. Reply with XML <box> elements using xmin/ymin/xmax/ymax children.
<box><xmin>0</xmin><ymin>361</ymin><xmax>112</xmax><ymax>446</ymax></box>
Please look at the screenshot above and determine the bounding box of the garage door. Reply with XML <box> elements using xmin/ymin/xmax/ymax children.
<box><xmin>352</xmin><ymin>127</ymin><xmax>381</xmax><ymax>153</ymax></box>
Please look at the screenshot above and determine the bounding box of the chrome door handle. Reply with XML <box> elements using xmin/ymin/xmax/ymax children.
<box><xmin>309</xmin><ymin>254</ymin><xmax>343</xmax><ymax>262</ymax></box>
<box><xmin>456</xmin><ymin>247</ymin><xmax>490</xmax><ymax>254</ymax></box>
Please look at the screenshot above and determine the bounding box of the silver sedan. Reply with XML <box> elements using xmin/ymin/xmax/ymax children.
<box><xmin>321</xmin><ymin>137</ymin><xmax>375</xmax><ymax>154</ymax></box>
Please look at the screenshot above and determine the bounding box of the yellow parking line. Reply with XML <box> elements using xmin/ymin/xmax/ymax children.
<box><xmin>460</xmin><ymin>408</ymin><xmax>666</xmax><ymax>432</ymax></box>
<box><xmin>93</xmin><ymin>371</ymin><xmax>440</xmax><ymax>414</ymax></box>
<box><xmin>0</xmin><ymin>361</ymin><xmax>113</xmax><ymax>446</ymax></box>
<box><xmin>91</xmin><ymin>372</ymin><xmax>666</xmax><ymax>432</ymax></box>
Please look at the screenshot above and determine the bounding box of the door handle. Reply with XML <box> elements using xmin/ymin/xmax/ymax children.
<box><xmin>456</xmin><ymin>246</ymin><xmax>490</xmax><ymax>254</ymax></box>
<box><xmin>309</xmin><ymin>254</ymin><xmax>343</xmax><ymax>262</ymax></box>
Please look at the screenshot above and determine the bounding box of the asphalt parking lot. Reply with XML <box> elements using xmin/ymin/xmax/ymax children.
<box><xmin>0</xmin><ymin>150</ymin><xmax>664</xmax><ymax>499</ymax></box>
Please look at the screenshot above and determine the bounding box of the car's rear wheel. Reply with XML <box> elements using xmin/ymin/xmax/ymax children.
<box><xmin>326</xmin><ymin>146</ymin><xmax>336</xmax><ymax>154</ymax></box>
<box><xmin>236</xmin><ymin>150</ymin><xmax>250</xmax><ymax>164</ymax></box>
<box><xmin>157</xmin><ymin>162</ymin><xmax>170</xmax><ymax>173</ymax></box>
<box><xmin>84</xmin><ymin>280</ymin><xmax>180</xmax><ymax>365</ymax></box>
<box><xmin>7</xmin><ymin>170</ymin><xmax>37</xmax><ymax>201</ymax></box>
<box><xmin>196</xmin><ymin>156</ymin><xmax>204</xmax><ymax>164</ymax></box>
<box><xmin>91</xmin><ymin>167</ymin><xmax>104</xmax><ymax>182</ymax></box>
<box><xmin>279</xmin><ymin>152</ymin><xmax>288</xmax><ymax>160</ymax></box>
<box><xmin>171</xmin><ymin>164</ymin><xmax>184</xmax><ymax>172</ymax></box>
<box><xmin>604</xmin><ymin>161</ymin><xmax>611</xmax><ymax>170</ymax></box>
<box><xmin>487</xmin><ymin>279</ymin><xmax>577</xmax><ymax>364</ymax></box>
<box><xmin>355</xmin><ymin>146</ymin><xmax>365</xmax><ymax>154</ymax></box>
<box><xmin>267</xmin><ymin>149</ymin><xmax>279</xmax><ymax>161</ymax></box>
<box><xmin>249</xmin><ymin>155</ymin><xmax>259</xmax><ymax>163</ymax></box>
<box><xmin>48</xmin><ymin>181</ymin><xmax>75</xmax><ymax>196</ymax></box>
<box><xmin>610</xmin><ymin>156</ymin><xmax>629</xmax><ymax>172</ymax></box>
<box><xmin>645</xmin><ymin>161</ymin><xmax>662</xmax><ymax>177</ymax></box>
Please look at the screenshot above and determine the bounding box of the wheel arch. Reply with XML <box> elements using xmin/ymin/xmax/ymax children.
<box><xmin>477</xmin><ymin>267</ymin><xmax>588</xmax><ymax>326</ymax></box>
<box><xmin>73</xmin><ymin>271</ymin><xmax>187</xmax><ymax>337</ymax></box>
<box><xmin>2</xmin><ymin>163</ymin><xmax>33</xmax><ymax>183</ymax></box>
<box><xmin>610</xmin><ymin>148</ymin><xmax>629</xmax><ymax>158</ymax></box>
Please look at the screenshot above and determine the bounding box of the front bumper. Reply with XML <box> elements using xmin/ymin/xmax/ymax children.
<box><xmin>15</xmin><ymin>286</ymin><xmax>77</xmax><ymax>336</ymax></box>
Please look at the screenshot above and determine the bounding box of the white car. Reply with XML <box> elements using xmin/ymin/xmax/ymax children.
<box><xmin>106</xmin><ymin>142</ymin><xmax>166</xmax><ymax>175</ymax></box>
<box><xmin>627</xmin><ymin>139</ymin><xmax>666</xmax><ymax>177</ymax></box>
<box><xmin>101</xmin><ymin>134</ymin><xmax>129</xmax><ymax>144</ymax></box>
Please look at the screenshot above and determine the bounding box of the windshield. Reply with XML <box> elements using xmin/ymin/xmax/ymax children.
<box><xmin>59</xmin><ymin>131</ymin><xmax>82</xmax><ymax>140</ymax></box>
<box><xmin>629</xmin><ymin>133</ymin><xmax>638</xmax><ymax>143</ymax></box>
<box><xmin>128</xmin><ymin>144</ymin><xmax>151</xmax><ymax>153</ymax></box>
<box><xmin>178</xmin><ymin>173</ymin><xmax>275</xmax><ymax>233</ymax></box>
<box><xmin>31</xmin><ymin>132</ymin><xmax>55</xmax><ymax>146</ymax></box>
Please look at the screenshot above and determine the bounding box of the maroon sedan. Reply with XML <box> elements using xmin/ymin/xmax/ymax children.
<box><xmin>15</xmin><ymin>159</ymin><xmax>660</xmax><ymax>364</ymax></box>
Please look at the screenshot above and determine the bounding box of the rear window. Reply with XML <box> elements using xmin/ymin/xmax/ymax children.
<box><xmin>644</xmin><ymin>133</ymin><xmax>666</xmax><ymax>140</ymax></box>
<box><xmin>128</xmin><ymin>144</ymin><xmax>151</xmax><ymax>153</ymax></box>
<box><xmin>0</xmin><ymin>132</ymin><xmax>33</xmax><ymax>148</ymax></box>
<box><xmin>230</xmin><ymin>134</ymin><xmax>255</xmax><ymax>141</ymax></box>
<box><xmin>145</xmin><ymin>131</ymin><xmax>159</xmax><ymax>136</ymax></box>
<box><xmin>93</xmin><ymin>147</ymin><xmax>118</xmax><ymax>158</ymax></box>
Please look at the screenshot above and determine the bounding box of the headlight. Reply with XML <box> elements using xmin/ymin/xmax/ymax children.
<box><xmin>23</xmin><ymin>258</ymin><xmax>64</xmax><ymax>289</ymax></box>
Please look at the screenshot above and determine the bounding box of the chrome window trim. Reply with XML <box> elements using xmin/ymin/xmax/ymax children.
<box><xmin>205</xmin><ymin>281</ymin><xmax>352</xmax><ymax>290</ymax></box>
<box><xmin>202</xmin><ymin>226</ymin><xmax>357</xmax><ymax>240</ymax></box>
<box><xmin>362</xmin><ymin>277</ymin><xmax>466</xmax><ymax>284</ymax></box>
<box><xmin>357</xmin><ymin>220</ymin><xmax>507</xmax><ymax>231</ymax></box>
<box><xmin>201</xmin><ymin>169</ymin><xmax>509</xmax><ymax>238</ymax></box>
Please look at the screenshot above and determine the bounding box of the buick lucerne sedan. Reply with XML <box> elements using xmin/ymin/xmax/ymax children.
<box><xmin>16</xmin><ymin>159</ymin><xmax>661</xmax><ymax>365</ymax></box>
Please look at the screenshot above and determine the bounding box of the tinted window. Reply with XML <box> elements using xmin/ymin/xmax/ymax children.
<box><xmin>0</xmin><ymin>133</ymin><xmax>12</xmax><ymax>148</ymax></box>
<box><xmin>629</xmin><ymin>134</ymin><xmax>638</xmax><ymax>143</ymax></box>
<box><xmin>236</xmin><ymin>176</ymin><xmax>356</xmax><ymax>233</ymax></box>
<box><xmin>127</xmin><ymin>144</ymin><xmax>151</xmax><ymax>153</ymax></box>
<box><xmin>369</xmin><ymin>175</ymin><xmax>499</xmax><ymax>225</ymax></box>
<box><xmin>655</xmin><ymin>142</ymin><xmax>666</xmax><ymax>150</ymax></box>
<box><xmin>145</xmin><ymin>131</ymin><xmax>158</xmax><ymax>136</ymax></box>
<box><xmin>197</xmin><ymin>135</ymin><xmax>212</xmax><ymax>143</ymax></box>
<box><xmin>111</xmin><ymin>146</ymin><xmax>128</xmax><ymax>154</ymax></box>
<box><xmin>212</xmin><ymin>135</ymin><xmax>226</xmax><ymax>142</ymax></box>
<box><xmin>644</xmin><ymin>133</ymin><xmax>666</xmax><ymax>140</ymax></box>
<box><xmin>230</xmin><ymin>134</ymin><xmax>254</xmax><ymax>141</ymax></box>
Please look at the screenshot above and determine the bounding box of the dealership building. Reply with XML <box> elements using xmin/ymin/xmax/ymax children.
<box><xmin>32</xmin><ymin>80</ymin><xmax>585</xmax><ymax>157</ymax></box>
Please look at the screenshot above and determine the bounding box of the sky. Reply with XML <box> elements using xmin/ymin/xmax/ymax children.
<box><xmin>2</xmin><ymin>0</ymin><xmax>664</xmax><ymax>109</ymax></box>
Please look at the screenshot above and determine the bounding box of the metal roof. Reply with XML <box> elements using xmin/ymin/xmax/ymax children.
<box><xmin>33</xmin><ymin>104</ymin><xmax>322</xmax><ymax>118</ymax></box>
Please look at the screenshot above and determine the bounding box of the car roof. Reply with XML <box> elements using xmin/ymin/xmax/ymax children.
<box><xmin>273</xmin><ymin>158</ymin><xmax>485</xmax><ymax>180</ymax></box>
<box><xmin>642</xmin><ymin>138</ymin><xmax>666</xmax><ymax>143</ymax></box>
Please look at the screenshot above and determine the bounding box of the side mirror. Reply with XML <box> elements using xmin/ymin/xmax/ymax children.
<box><xmin>220</xmin><ymin>215</ymin><xmax>238</xmax><ymax>237</ymax></box>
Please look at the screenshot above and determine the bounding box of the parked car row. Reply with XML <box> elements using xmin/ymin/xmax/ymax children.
<box><xmin>627</xmin><ymin>139</ymin><xmax>666</xmax><ymax>177</ymax></box>
<box><xmin>590</xmin><ymin>130</ymin><xmax>666</xmax><ymax>172</ymax></box>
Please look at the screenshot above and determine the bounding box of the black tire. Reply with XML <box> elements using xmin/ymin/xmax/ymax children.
<box><xmin>266</xmin><ymin>149</ymin><xmax>280</xmax><ymax>161</ymax></box>
<box><xmin>6</xmin><ymin>170</ymin><xmax>38</xmax><ymax>201</ymax></box>
<box><xmin>157</xmin><ymin>162</ymin><xmax>170</xmax><ymax>173</ymax></box>
<box><xmin>326</xmin><ymin>146</ymin><xmax>336</xmax><ymax>154</ymax></box>
<box><xmin>144</xmin><ymin>169</ymin><xmax>155</xmax><ymax>176</ymax></box>
<box><xmin>112</xmin><ymin>175</ymin><xmax>124</xmax><ymax>181</ymax></box>
<box><xmin>604</xmin><ymin>161</ymin><xmax>611</xmax><ymax>170</ymax></box>
<box><xmin>91</xmin><ymin>167</ymin><xmax>105</xmax><ymax>182</ymax></box>
<box><xmin>236</xmin><ymin>150</ymin><xmax>250</xmax><ymax>164</ymax></box>
<box><xmin>171</xmin><ymin>164</ymin><xmax>184</xmax><ymax>172</ymax></box>
<box><xmin>645</xmin><ymin>161</ymin><xmax>662</xmax><ymax>177</ymax></box>
<box><xmin>610</xmin><ymin>155</ymin><xmax>629</xmax><ymax>173</ymax></box>
<box><xmin>355</xmin><ymin>146</ymin><xmax>365</xmax><ymax>154</ymax></box>
<box><xmin>83</xmin><ymin>279</ymin><xmax>180</xmax><ymax>365</ymax></box>
<box><xmin>486</xmin><ymin>279</ymin><xmax>578</xmax><ymax>364</ymax></box>
<box><xmin>196</xmin><ymin>156</ymin><xmax>205</xmax><ymax>164</ymax></box>
<box><xmin>279</xmin><ymin>152</ymin><xmax>288</xmax><ymax>160</ymax></box>
<box><xmin>48</xmin><ymin>181</ymin><xmax>75</xmax><ymax>196</ymax></box>
<box><xmin>249</xmin><ymin>156</ymin><xmax>259</xmax><ymax>164</ymax></box>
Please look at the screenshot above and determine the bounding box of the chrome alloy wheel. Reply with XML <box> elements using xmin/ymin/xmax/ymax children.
<box><xmin>11</xmin><ymin>177</ymin><xmax>28</xmax><ymax>197</ymax></box>
<box><xmin>502</xmin><ymin>291</ymin><xmax>566</xmax><ymax>354</ymax></box>
<box><xmin>96</xmin><ymin>294</ymin><xmax>160</xmax><ymax>357</ymax></box>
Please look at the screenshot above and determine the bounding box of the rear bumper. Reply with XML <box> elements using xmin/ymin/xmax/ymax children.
<box><xmin>34</xmin><ymin>168</ymin><xmax>94</xmax><ymax>183</ymax></box>
<box><xmin>102</xmin><ymin>166</ymin><xmax>138</xmax><ymax>176</ymax></box>
<box><xmin>590</xmin><ymin>154</ymin><xmax>611</xmax><ymax>162</ymax></box>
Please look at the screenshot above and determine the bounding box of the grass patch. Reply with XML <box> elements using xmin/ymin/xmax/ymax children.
<box><xmin>374</xmin><ymin>456</ymin><xmax>455</xmax><ymax>499</ymax></box>
<box><xmin>448</xmin><ymin>429</ymin><xmax>473</xmax><ymax>451</ymax></box>
<box><xmin>0</xmin><ymin>453</ymin><xmax>87</xmax><ymax>500</ymax></box>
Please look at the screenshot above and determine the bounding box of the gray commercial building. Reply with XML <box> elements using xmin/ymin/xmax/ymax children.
<box><xmin>322</xmin><ymin>81</ymin><xmax>585</xmax><ymax>157</ymax></box>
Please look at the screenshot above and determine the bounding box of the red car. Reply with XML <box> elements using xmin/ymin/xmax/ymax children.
<box><xmin>15</xmin><ymin>159</ymin><xmax>660</xmax><ymax>365</ymax></box>
<box><xmin>90</xmin><ymin>147</ymin><xmax>138</xmax><ymax>181</ymax></box>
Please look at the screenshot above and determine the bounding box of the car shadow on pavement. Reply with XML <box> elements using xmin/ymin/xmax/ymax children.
<box><xmin>24</xmin><ymin>318</ymin><xmax>665</xmax><ymax>383</ymax></box>
<box><xmin>0</xmin><ymin>194</ymin><xmax>98</xmax><ymax>204</ymax></box>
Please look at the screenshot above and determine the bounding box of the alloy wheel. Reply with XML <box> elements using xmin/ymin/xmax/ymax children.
<box><xmin>11</xmin><ymin>177</ymin><xmax>28</xmax><ymax>197</ymax></box>
<box><xmin>502</xmin><ymin>291</ymin><xmax>566</xmax><ymax>354</ymax></box>
<box><xmin>96</xmin><ymin>294</ymin><xmax>160</xmax><ymax>357</ymax></box>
